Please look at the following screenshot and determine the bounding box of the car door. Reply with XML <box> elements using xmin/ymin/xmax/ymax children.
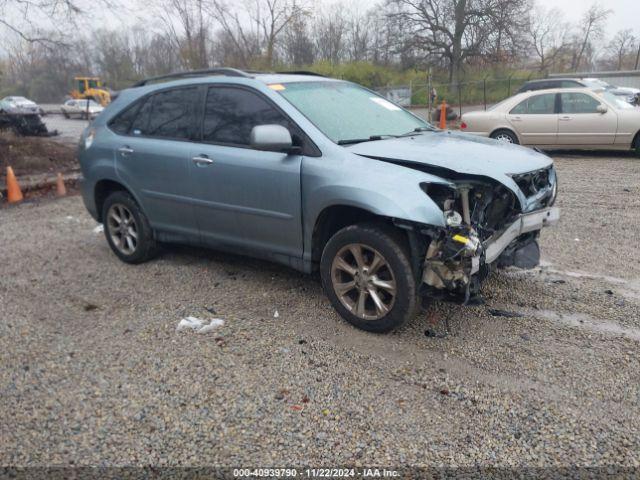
<box><xmin>188</xmin><ymin>85</ymin><xmax>305</xmax><ymax>259</ymax></box>
<box><xmin>111</xmin><ymin>86</ymin><xmax>200</xmax><ymax>240</ymax></box>
<box><xmin>506</xmin><ymin>93</ymin><xmax>558</xmax><ymax>145</ymax></box>
<box><xmin>557</xmin><ymin>92</ymin><xmax>617</xmax><ymax>145</ymax></box>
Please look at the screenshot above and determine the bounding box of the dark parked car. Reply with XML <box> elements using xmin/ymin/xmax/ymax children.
<box><xmin>78</xmin><ymin>68</ymin><xmax>559</xmax><ymax>333</ymax></box>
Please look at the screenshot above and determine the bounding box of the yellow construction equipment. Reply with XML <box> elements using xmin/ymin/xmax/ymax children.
<box><xmin>70</xmin><ymin>77</ymin><xmax>111</xmax><ymax>106</ymax></box>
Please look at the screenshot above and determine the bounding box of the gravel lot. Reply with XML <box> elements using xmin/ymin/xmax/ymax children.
<box><xmin>1</xmin><ymin>152</ymin><xmax>640</xmax><ymax>470</ymax></box>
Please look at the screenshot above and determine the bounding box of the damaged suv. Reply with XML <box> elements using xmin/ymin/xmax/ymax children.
<box><xmin>78</xmin><ymin>69</ymin><xmax>559</xmax><ymax>332</ymax></box>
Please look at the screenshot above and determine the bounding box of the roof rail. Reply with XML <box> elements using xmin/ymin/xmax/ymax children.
<box><xmin>275</xmin><ymin>70</ymin><xmax>326</xmax><ymax>77</ymax></box>
<box><xmin>132</xmin><ymin>68</ymin><xmax>252</xmax><ymax>87</ymax></box>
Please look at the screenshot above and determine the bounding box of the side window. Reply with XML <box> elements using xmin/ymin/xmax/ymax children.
<box><xmin>130</xmin><ymin>99</ymin><xmax>153</xmax><ymax>135</ymax></box>
<box><xmin>203</xmin><ymin>86</ymin><xmax>293</xmax><ymax>146</ymax></box>
<box><xmin>560</xmin><ymin>93</ymin><xmax>600</xmax><ymax>114</ymax></box>
<box><xmin>109</xmin><ymin>101</ymin><xmax>144</xmax><ymax>135</ymax></box>
<box><xmin>510</xmin><ymin>94</ymin><xmax>555</xmax><ymax>114</ymax></box>
<box><xmin>144</xmin><ymin>87</ymin><xmax>199</xmax><ymax>139</ymax></box>
<box><xmin>561</xmin><ymin>81</ymin><xmax>581</xmax><ymax>88</ymax></box>
<box><xmin>510</xmin><ymin>99</ymin><xmax>527</xmax><ymax>114</ymax></box>
<box><xmin>527</xmin><ymin>94</ymin><xmax>555</xmax><ymax>114</ymax></box>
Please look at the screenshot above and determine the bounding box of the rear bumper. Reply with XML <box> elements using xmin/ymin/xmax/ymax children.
<box><xmin>484</xmin><ymin>207</ymin><xmax>560</xmax><ymax>265</ymax></box>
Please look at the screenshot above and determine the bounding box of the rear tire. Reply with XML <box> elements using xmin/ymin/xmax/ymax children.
<box><xmin>320</xmin><ymin>222</ymin><xmax>418</xmax><ymax>333</ymax></box>
<box><xmin>491</xmin><ymin>129</ymin><xmax>519</xmax><ymax>145</ymax></box>
<box><xmin>633</xmin><ymin>134</ymin><xmax>640</xmax><ymax>158</ymax></box>
<box><xmin>102</xmin><ymin>191</ymin><xmax>158</xmax><ymax>264</ymax></box>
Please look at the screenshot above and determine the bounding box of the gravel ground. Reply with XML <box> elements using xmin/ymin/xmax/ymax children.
<box><xmin>1</xmin><ymin>152</ymin><xmax>640</xmax><ymax>470</ymax></box>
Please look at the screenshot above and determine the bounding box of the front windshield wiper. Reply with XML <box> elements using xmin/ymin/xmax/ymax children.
<box><xmin>337</xmin><ymin>134</ymin><xmax>398</xmax><ymax>145</ymax></box>
<box><xmin>398</xmin><ymin>126</ymin><xmax>436</xmax><ymax>137</ymax></box>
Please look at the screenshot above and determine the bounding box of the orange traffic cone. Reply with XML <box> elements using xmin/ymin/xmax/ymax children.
<box><xmin>56</xmin><ymin>172</ymin><xmax>67</xmax><ymax>197</ymax></box>
<box><xmin>439</xmin><ymin>100</ymin><xmax>447</xmax><ymax>130</ymax></box>
<box><xmin>6</xmin><ymin>166</ymin><xmax>23</xmax><ymax>203</ymax></box>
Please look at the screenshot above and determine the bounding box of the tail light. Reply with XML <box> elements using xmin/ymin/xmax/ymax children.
<box><xmin>460</xmin><ymin>122</ymin><xmax>467</xmax><ymax>130</ymax></box>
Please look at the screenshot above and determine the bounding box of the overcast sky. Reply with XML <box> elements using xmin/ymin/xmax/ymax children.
<box><xmin>536</xmin><ymin>0</ymin><xmax>639</xmax><ymax>34</ymax></box>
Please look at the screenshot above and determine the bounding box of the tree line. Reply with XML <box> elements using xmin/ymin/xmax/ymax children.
<box><xmin>1</xmin><ymin>0</ymin><xmax>639</xmax><ymax>102</ymax></box>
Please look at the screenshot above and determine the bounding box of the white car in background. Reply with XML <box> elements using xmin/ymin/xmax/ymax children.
<box><xmin>61</xmin><ymin>99</ymin><xmax>104</xmax><ymax>119</ymax></box>
<box><xmin>0</xmin><ymin>96</ymin><xmax>41</xmax><ymax>115</ymax></box>
<box><xmin>461</xmin><ymin>88</ymin><xmax>640</xmax><ymax>155</ymax></box>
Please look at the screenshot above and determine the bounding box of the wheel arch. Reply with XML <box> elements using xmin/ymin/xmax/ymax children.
<box><xmin>94</xmin><ymin>179</ymin><xmax>140</xmax><ymax>222</ymax></box>
<box><xmin>632</xmin><ymin>130</ymin><xmax>640</xmax><ymax>151</ymax></box>
<box><xmin>310</xmin><ymin>204</ymin><xmax>401</xmax><ymax>266</ymax></box>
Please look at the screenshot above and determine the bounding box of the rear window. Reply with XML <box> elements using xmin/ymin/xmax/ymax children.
<box><xmin>109</xmin><ymin>87</ymin><xmax>199</xmax><ymax>140</ymax></box>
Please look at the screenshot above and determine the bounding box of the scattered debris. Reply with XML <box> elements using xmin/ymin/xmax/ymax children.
<box><xmin>176</xmin><ymin>316</ymin><xmax>203</xmax><ymax>331</ymax></box>
<box><xmin>520</xmin><ymin>333</ymin><xmax>530</xmax><ymax>341</ymax></box>
<box><xmin>623</xmin><ymin>188</ymin><xmax>630</xmax><ymax>192</ymax></box>
<box><xmin>83</xmin><ymin>303</ymin><xmax>98</xmax><ymax>312</ymax></box>
<box><xmin>550</xmin><ymin>279</ymin><xmax>566</xmax><ymax>284</ymax></box>
<box><xmin>488</xmin><ymin>309</ymin><xmax>524</xmax><ymax>318</ymax></box>
<box><xmin>298</xmin><ymin>339</ymin><xmax>307</xmax><ymax>345</ymax></box>
<box><xmin>273</xmin><ymin>310</ymin><xmax>280</xmax><ymax>318</ymax></box>
<box><xmin>439</xmin><ymin>388</ymin><xmax>450</xmax><ymax>396</ymax></box>
<box><xmin>290</xmin><ymin>404</ymin><xmax>304</xmax><ymax>411</ymax></box>
<box><xmin>604</xmin><ymin>289</ymin><xmax>614</xmax><ymax>295</ymax></box>
<box><xmin>93</xmin><ymin>225</ymin><xmax>104</xmax><ymax>233</ymax></box>
<box><xmin>198</xmin><ymin>318</ymin><xmax>225</xmax><ymax>334</ymax></box>
<box><xmin>176</xmin><ymin>316</ymin><xmax>225</xmax><ymax>333</ymax></box>
<box><xmin>204</xmin><ymin>306</ymin><xmax>217</xmax><ymax>314</ymax></box>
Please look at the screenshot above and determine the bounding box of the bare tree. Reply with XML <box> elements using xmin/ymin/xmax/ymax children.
<box><xmin>313</xmin><ymin>8</ymin><xmax>348</xmax><ymax>64</ymax></box>
<box><xmin>604</xmin><ymin>29</ymin><xmax>636</xmax><ymax>70</ymax></box>
<box><xmin>282</xmin><ymin>16</ymin><xmax>315</xmax><ymax>65</ymax></box>
<box><xmin>571</xmin><ymin>3</ymin><xmax>611</xmax><ymax>71</ymax></box>
<box><xmin>386</xmin><ymin>0</ymin><xmax>525</xmax><ymax>88</ymax></box>
<box><xmin>528</xmin><ymin>6</ymin><xmax>570</xmax><ymax>72</ymax></box>
<box><xmin>156</xmin><ymin>0</ymin><xmax>210</xmax><ymax>70</ymax></box>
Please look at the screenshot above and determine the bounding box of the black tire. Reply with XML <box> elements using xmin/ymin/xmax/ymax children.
<box><xmin>633</xmin><ymin>134</ymin><xmax>640</xmax><ymax>158</ymax></box>
<box><xmin>101</xmin><ymin>190</ymin><xmax>158</xmax><ymax>264</ymax></box>
<box><xmin>490</xmin><ymin>129</ymin><xmax>519</xmax><ymax>145</ymax></box>
<box><xmin>63</xmin><ymin>112</ymin><xmax>70</xmax><ymax>119</ymax></box>
<box><xmin>320</xmin><ymin>222</ymin><xmax>418</xmax><ymax>333</ymax></box>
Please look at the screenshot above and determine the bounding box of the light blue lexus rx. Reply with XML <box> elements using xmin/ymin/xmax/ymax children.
<box><xmin>78</xmin><ymin>68</ymin><xmax>559</xmax><ymax>332</ymax></box>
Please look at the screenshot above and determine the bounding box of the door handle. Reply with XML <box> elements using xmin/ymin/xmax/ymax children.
<box><xmin>118</xmin><ymin>146</ymin><xmax>134</xmax><ymax>155</ymax></box>
<box><xmin>560</xmin><ymin>116</ymin><xmax>571</xmax><ymax>121</ymax></box>
<box><xmin>192</xmin><ymin>156</ymin><xmax>214</xmax><ymax>166</ymax></box>
<box><xmin>511</xmin><ymin>116</ymin><xmax>522</xmax><ymax>121</ymax></box>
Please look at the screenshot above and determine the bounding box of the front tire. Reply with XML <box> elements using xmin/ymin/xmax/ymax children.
<box><xmin>491</xmin><ymin>129</ymin><xmax>519</xmax><ymax>145</ymax></box>
<box><xmin>102</xmin><ymin>191</ymin><xmax>158</xmax><ymax>264</ymax></box>
<box><xmin>320</xmin><ymin>222</ymin><xmax>418</xmax><ymax>333</ymax></box>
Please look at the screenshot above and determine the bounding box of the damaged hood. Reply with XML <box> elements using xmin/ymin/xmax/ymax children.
<box><xmin>345</xmin><ymin>130</ymin><xmax>552</xmax><ymax>178</ymax></box>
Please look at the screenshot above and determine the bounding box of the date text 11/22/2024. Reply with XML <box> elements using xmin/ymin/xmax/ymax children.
<box><xmin>233</xmin><ymin>468</ymin><xmax>400</xmax><ymax>478</ymax></box>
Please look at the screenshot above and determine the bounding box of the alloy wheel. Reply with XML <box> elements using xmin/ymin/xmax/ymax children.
<box><xmin>494</xmin><ymin>133</ymin><xmax>514</xmax><ymax>143</ymax></box>
<box><xmin>106</xmin><ymin>203</ymin><xmax>138</xmax><ymax>255</ymax></box>
<box><xmin>330</xmin><ymin>243</ymin><xmax>397</xmax><ymax>321</ymax></box>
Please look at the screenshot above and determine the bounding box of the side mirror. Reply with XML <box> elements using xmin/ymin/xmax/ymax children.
<box><xmin>250</xmin><ymin>124</ymin><xmax>295</xmax><ymax>153</ymax></box>
<box><xmin>596</xmin><ymin>104</ymin><xmax>608</xmax><ymax>114</ymax></box>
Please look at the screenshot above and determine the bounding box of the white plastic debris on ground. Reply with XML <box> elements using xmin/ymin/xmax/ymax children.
<box><xmin>274</xmin><ymin>310</ymin><xmax>280</xmax><ymax>318</ymax></box>
<box><xmin>176</xmin><ymin>316</ymin><xmax>224</xmax><ymax>334</ymax></box>
<box><xmin>198</xmin><ymin>318</ymin><xmax>225</xmax><ymax>334</ymax></box>
<box><xmin>93</xmin><ymin>224</ymin><xmax>104</xmax><ymax>233</ymax></box>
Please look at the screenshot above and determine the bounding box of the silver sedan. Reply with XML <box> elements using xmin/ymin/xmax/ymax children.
<box><xmin>61</xmin><ymin>99</ymin><xmax>104</xmax><ymax>119</ymax></box>
<box><xmin>461</xmin><ymin>88</ymin><xmax>640</xmax><ymax>155</ymax></box>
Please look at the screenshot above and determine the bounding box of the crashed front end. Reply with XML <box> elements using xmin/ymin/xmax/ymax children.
<box><xmin>417</xmin><ymin>166</ymin><xmax>559</xmax><ymax>302</ymax></box>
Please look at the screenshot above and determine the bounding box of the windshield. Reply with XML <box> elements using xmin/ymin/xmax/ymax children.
<box><xmin>597</xmin><ymin>91</ymin><xmax>635</xmax><ymax>110</ymax></box>
<box><xmin>276</xmin><ymin>81</ymin><xmax>431</xmax><ymax>143</ymax></box>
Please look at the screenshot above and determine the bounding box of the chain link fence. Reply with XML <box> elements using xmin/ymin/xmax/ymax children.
<box><xmin>377</xmin><ymin>74</ymin><xmax>543</xmax><ymax>121</ymax></box>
